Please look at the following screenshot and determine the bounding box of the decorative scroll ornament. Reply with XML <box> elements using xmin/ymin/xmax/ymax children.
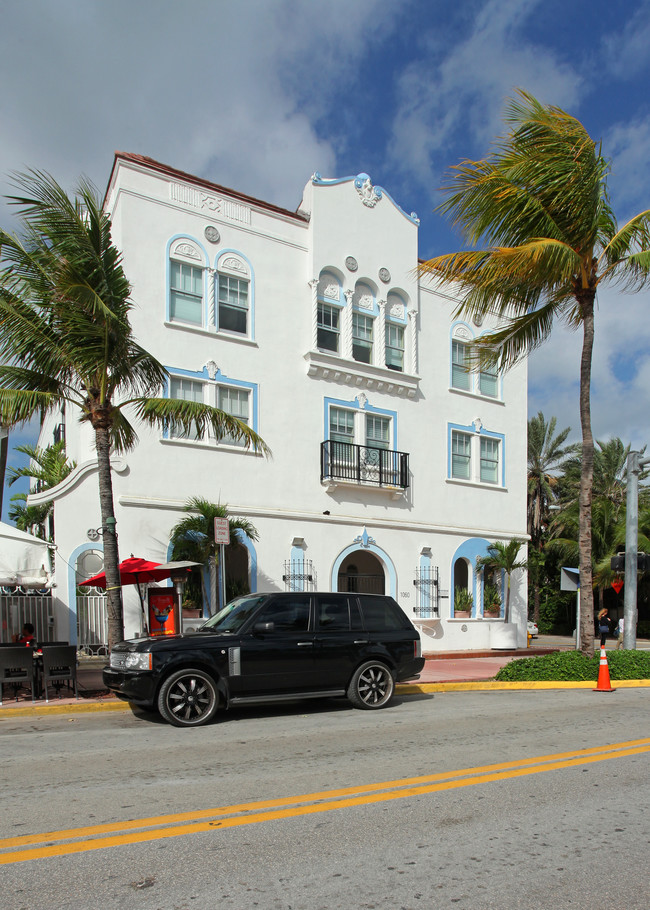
<box><xmin>173</xmin><ymin>242</ymin><xmax>201</xmax><ymax>260</ymax></box>
<box><xmin>379</xmin><ymin>268</ymin><xmax>391</xmax><ymax>283</ymax></box>
<box><xmin>354</xmin><ymin>174</ymin><xmax>382</xmax><ymax>208</ymax></box>
<box><xmin>345</xmin><ymin>256</ymin><xmax>358</xmax><ymax>272</ymax></box>
<box><xmin>472</xmin><ymin>417</ymin><xmax>483</xmax><ymax>433</ymax></box>
<box><xmin>221</xmin><ymin>256</ymin><xmax>247</xmax><ymax>274</ymax></box>
<box><xmin>389</xmin><ymin>301</ymin><xmax>404</xmax><ymax>319</ymax></box>
<box><xmin>204</xmin><ymin>360</ymin><xmax>219</xmax><ymax>380</ymax></box>
<box><xmin>453</xmin><ymin>325</ymin><xmax>473</xmax><ymax>341</ymax></box>
<box><xmin>322</xmin><ymin>283</ymin><xmax>340</xmax><ymax>300</ymax></box>
<box><xmin>353</xmin><ymin>526</ymin><xmax>376</xmax><ymax>549</ymax></box>
<box><xmin>356</xmin><ymin>392</ymin><xmax>368</xmax><ymax>409</ymax></box>
<box><xmin>204</xmin><ymin>226</ymin><xmax>220</xmax><ymax>244</ymax></box>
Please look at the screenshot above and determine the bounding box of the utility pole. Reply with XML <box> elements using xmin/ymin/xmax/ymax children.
<box><xmin>623</xmin><ymin>451</ymin><xmax>650</xmax><ymax>649</ymax></box>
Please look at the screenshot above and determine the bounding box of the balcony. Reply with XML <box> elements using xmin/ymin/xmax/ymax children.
<box><xmin>320</xmin><ymin>440</ymin><xmax>409</xmax><ymax>492</ymax></box>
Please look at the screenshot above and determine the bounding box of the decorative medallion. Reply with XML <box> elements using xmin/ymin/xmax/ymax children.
<box><xmin>454</xmin><ymin>325</ymin><xmax>472</xmax><ymax>341</ymax></box>
<box><xmin>354</xmin><ymin>174</ymin><xmax>382</xmax><ymax>208</ymax></box>
<box><xmin>379</xmin><ymin>267</ymin><xmax>391</xmax><ymax>283</ymax></box>
<box><xmin>173</xmin><ymin>242</ymin><xmax>201</xmax><ymax>260</ymax></box>
<box><xmin>204</xmin><ymin>360</ymin><xmax>219</xmax><ymax>380</ymax></box>
<box><xmin>322</xmin><ymin>282</ymin><xmax>340</xmax><ymax>300</ymax></box>
<box><xmin>345</xmin><ymin>256</ymin><xmax>358</xmax><ymax>272</ymax></box>
<box><xmin>221</xmin><ymin>256</ymin><xmax>247</xmax><ymax>274</ymax></box>
<box><xmin>87</xmin><ymin>528</ymin><xmax>100</xmax><ymax>542</ymax></box>
<box><xmin>353</xmin><ymin>527</ymin><xmax>376</xmax><ymax>549</ymax></box>
<box><xmin>389</xmin><ymin>302</ymin><xmax>404</xmax><ymax>319</ymax></box>
<box><xmin>473</xmin><ymin>313</ymin><xmax>483</xmax><ymax>327</ymax></box>
<box><xmin>204</xmin><ymin>226</ymin><xmax>220</xmax><ymax>244</ymax></box>
<box><xmin>356</xmin><ymin>392</ymin><xmax>368</xmax><ymax>409</ymax></box>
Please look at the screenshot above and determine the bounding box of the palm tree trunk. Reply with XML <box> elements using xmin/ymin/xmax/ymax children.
<box><xmin>504</xmin><ymin>575</ymin><xmax>511</xmax><ymax>624</ymax></box>
<box><xmin>578</xmin><ymin>294</ymin><xmax>595</xmax><ymax>656</ymax></box>
<box><xmin>95</xmin><ymin>426</ymin><xmax>123</xmax><ymax>649</ymax></box>
<box><xmin>0</xmin><ymin>429</ymin><xmax>7</xmax><ymax>517</ymax></box>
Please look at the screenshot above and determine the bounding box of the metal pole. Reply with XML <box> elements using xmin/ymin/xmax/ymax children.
<box><xmin>575</xmin><ymin>588</ymin><xmax>581</xmax><ymax>651</ymax></box>
<box><xmin>623</xmin><ymin>452</ymin><xmax>650</xmax><ymax>649</ymax></box>
<box><xmin>219</xmin><ymin>543</ymin><xmax>226</xmax><ymax>611</ymax></box>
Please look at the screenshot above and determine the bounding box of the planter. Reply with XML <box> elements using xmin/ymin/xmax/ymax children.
<box><xmin>182</xmin><ymin>609</ymin><xmax>201</xmax><ymax>618</ymax></box>
<box><xmin>454</xmin><ymin>610</ymin><xmax>471</xmax><ymax>619</ymax></box>
<box><xmin>484</xmin><ymin>610</ymin><xmax>501</xmax><ymax>619</ymax></box>
<box><xmin>490</xmin><ymin>622</ymin><xmax>518</xmax><ymax>649</ymax></box>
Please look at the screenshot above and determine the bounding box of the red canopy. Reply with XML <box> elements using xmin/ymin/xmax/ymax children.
<box><xmin>81</xmin><ymin>557</ymin><xmax>197</xmax><ymax>588</ymax></box>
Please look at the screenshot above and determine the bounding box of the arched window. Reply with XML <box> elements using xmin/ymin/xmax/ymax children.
<box><xmin>169</xmin><ymin>238</ymin><xmax>207</xmax><ymax>326</ymax></box>
<box><xmin>217</xmin><ymin>253</ymin><xmax>251</xmax><ymax>336</ymax></box>
<box><xmin>317</xmin><ymin>270</ymin><xmax>343</xmax><ymax>353</ymax></box>
<box><xmin>352</xmin><ymin>281</ymin><xmax>376</xmax><ymax>364</ymax></box>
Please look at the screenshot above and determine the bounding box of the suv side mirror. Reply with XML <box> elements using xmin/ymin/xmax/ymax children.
<box><xmin>253</xmin><ymin>621</ymin><xmax>275</xmax><ymax>634</ymax></box>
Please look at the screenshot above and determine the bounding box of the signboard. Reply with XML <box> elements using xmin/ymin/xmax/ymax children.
<box><xmin>214</xmin><ymin>517</ymin><xmax>230</xmax><ymax>545</ymax></box>
<box><xmin>148</xmin><ymin>589</ymin><xmax>178</xmax><ymax>637</ymax></box>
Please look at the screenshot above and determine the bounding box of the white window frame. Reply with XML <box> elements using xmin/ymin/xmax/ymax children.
<box><xmin>217</xmin><ymin>273</ymin><xmax>249</xmax><ymax>336</ymax></box>
<box><xmin>450</xmin><ymin>327</ymin><xmax>501</xmax><ymax>399</ymax></box>
<box><xmin>168</xmin><ymin>376</ymin><xmax>205</xmax><ymax>440</ymax></box>
<box><xmin>448</xmin><ymin>424</ymin><xmax>504</xmax><ymax>487</ymax></box>
<box><xmin>385</xmin><ymin>321</ymin><xmax>405</xmax><ymax>372</ymax></box>
<box><xmin>166</xmin><ymin>370</ymin><xmax>257</xmax><ymax>451</ymax></box>
<box><xmin>317</xmin><ymin>301</ymin><xmax>341</xmax><ymax>353</ymax></box>
<box><xmin>352</xmin><ymin>311</ymin><xmax>374</xmax><ymax>364</ymax></box>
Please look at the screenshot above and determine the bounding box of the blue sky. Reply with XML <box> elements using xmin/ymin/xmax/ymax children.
<box><xmin>2</xmin><ymin>0</ymin><xmax>650</xmax><ymax>520</ymax></box>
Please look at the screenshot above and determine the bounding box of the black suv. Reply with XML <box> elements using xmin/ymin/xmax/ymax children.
<box><xmin>103</xmin><ymin>592</ymin><xmax>424</xmax><ymax>727</ymax></box>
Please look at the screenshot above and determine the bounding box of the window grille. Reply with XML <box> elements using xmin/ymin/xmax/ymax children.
<box><xmin>282</xmin><ymin>559</ymin><xmax>317</xmax><ymax>592</ymax></box>
<box><xmin>413</xmin><ymin>565</ymin><xmax>445</xmax><ymax>618</ymax></box>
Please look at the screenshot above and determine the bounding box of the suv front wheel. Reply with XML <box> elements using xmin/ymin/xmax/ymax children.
<box><xmin>347</xmin><ymin>660</ymin><xmax>395</xmax><ymax>709</ymax></box>
<box><xmin>158</xmin><ymin>668</ymin><xmax>219</xmax><ymax>727</ymax></box>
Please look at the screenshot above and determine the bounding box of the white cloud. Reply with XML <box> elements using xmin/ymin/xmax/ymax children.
<box><xmin>387</xmin><ymin>0</ymin><xmax>582</xmax><ymax>188</ymax></box>
<box><xmin>603</xmin><ymin>1</ymin><xmax>650</xmax><ymax>78</ymax></box>
<box><xmin>605</xmin><ymin>116</ymin><xmax>650</xmax><ymax>217</ymax></box>
<box><xmin>0</xmin><ymin>0</ymin><xmax>400</xmax><ymax>225</ymax></box>
<box><xmin>528</xmin><ymin>284</ymin><xmax>650</xmax><ymax>450</ymax></box>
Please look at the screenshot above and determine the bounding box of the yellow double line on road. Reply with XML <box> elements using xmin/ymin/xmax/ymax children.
<box><xmin>2</xmin><ymin>738</ymin><xmax>649</xmax><ymax>865</ymax></box>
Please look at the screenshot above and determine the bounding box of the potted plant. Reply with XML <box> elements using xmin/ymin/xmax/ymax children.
<box><xmin>483</xmin><ymin>583</ymin><xmax>502</xmax><ymax>617</ymax></box>
<box><xmin>182</xmin><ymin>598</ymin><xmax>201</xmax><ymax>619</ymax></box>
<box><xmin>454</xmin><ymin>587</ymin><xmax>473</xmax><ymax>618</ymax></box>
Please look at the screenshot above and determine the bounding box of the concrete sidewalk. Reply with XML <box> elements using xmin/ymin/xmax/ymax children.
<box><xmin>0</xmin><ymin>646</ymin><xmax>557</xmax><ymax>716</ymax></box>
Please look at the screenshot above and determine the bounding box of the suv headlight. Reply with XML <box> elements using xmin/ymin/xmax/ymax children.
<box><xmin>125</xmin><ymin>652</ymin><xmax>152</xmax><ymax>671</ymax></box>
<box><xmin>110</xmin><ymin>652</ymin><xmax>152</xmax><ymax>670</ymax></box>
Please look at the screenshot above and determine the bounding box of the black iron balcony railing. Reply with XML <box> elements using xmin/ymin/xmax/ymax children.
<box><xmin>321</xmin><ymin>440</ymin><xmax>409</xmax><ymax>489</ymax></box>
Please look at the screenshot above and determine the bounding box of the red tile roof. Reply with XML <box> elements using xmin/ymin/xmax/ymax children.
<box><xmin>106</xmin><ymin>152</ymin><xmax>309</xmax><ymax>222</ymax></box>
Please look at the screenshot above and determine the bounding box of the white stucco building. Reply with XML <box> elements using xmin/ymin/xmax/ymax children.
<box><xmin>33</xmin><ymin>153</ymin><xmax>528</xmax><ymax>651</ymax></box>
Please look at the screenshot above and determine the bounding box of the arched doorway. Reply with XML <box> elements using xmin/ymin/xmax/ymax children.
<box><xmin>337</xmin><ymin>550</ymin><xmax>385</xmax><ymax>594</ymax></box>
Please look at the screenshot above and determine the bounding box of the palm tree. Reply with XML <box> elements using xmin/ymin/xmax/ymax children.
<box><xmin>169</xmin><ymin>498</ymin><xmax>259</xmax><ymax>614</ymax></box>
<box><xmin>0</xmin><ymin>171</ymin><xmax>270</xmax><ymax>648</ymax></box>
<box><xmin>6</xmin><ymin>440</ymin><xmax>75</xmax><ymax>542</ymax></box>
<box><xmin>419</xmin><ymin>90</ymin><xmax>650</xmax><ymax>656</ymax></box>
<box><xmin>527</xmin><ymin>412</ymin><xmax>575</xmax><ymax>624</ymax></box>
<box><xmin>475</xmin><ymin>539</ymin><xmax>527</xmax><ymax>624</ymax></box>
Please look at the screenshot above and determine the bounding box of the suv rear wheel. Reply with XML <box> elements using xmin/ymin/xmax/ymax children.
<box><xmin>158</xmin><ymin>668</ymin><xmax>219</xmax><ymax>727</ymax></box>
<box><xmin>347</xmin><ymin>660</ymin><xmax>394</xmax><ymax>709</ymax></box>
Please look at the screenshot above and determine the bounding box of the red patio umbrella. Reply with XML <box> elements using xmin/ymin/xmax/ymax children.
<box><xmin>81</xmin><ymin>557</ymin><xmax>199</xmax><ymax>629</ymax></box>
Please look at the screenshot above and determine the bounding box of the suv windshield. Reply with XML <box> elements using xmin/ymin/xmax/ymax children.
<box><xmin>201</xmin><ymin>595</ymin><xmax>266</xmax><ymax>633</ymax></box>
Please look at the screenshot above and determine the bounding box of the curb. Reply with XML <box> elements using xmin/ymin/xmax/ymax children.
<box><xmin>2</xmin><ymin>678</ymin><xmax>650</xmax><ymax>717</ymax></box>
<box><xmin>398</xmin><ymin>679</ymin><xmax>650</xmax><ymax>694</ymax></box>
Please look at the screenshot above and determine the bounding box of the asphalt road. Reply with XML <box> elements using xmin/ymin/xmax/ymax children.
<box><xmin>1</xmin><ymin>689</ymin><xmax>649</xmax><ymax>910</ymax></box>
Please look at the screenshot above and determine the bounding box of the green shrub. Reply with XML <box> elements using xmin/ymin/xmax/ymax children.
<box><xmin>495</xmin><ymin>649</ymin><xmax>650</xmax><ymax>681</ymax></box>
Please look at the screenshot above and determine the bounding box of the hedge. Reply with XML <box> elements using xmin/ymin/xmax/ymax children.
<box><xmin>494</xmin><ymin>649</ymin><xmax>650</xmax><ymax>682</ymax></box>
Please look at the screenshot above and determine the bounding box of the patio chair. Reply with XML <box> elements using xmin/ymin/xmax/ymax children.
<box><xmin>41</xmin><ymin>645</ymin><xmax>78</xmax><ymax>703</ymax></box>
<box><xmin>0</xmin><ymin>646</ymin><xmax>36</xmax><ymax>704</ymax></box>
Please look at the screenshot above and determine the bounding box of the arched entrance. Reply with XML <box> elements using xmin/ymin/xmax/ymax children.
<box><xmin>337</xmin><ymin>550</ymin><xmax>385</xmax><ymax>594</ymax></box>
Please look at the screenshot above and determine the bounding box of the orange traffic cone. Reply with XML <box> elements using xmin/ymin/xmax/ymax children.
<box><xmin>593</xmin><ymin>646</ymin><xmax>616</xmax><ymax>692</ymax></box>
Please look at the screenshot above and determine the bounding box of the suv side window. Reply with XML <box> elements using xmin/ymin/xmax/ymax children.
<box><xmin>316</xmin><ymin>595</ymin><xmax>351</xmax><ymax>631</ymax></box>
<box><xmin>358</xmin><ymin>595</ymin><xmax>411</xmax><ymax>631</ymax></box>
<box><xmin>255</xmin><ymin>595</ymin><xmax>311</xmax><ymax>632</ymax></box>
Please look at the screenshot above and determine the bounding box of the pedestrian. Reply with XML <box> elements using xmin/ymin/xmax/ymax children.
<box><xmin>597</xmin><ymin>608</ymin><xmax>612</xmax><ymax>647</ymax></box>
<box><xmin>12</xmin><ymin>622</ymin><xmax>35</xmax><ymax>646</ymax></box>
<box><xmin>616</xmin><ymin>616</ymin><xmax>625</xmax><ymax>650</ymax></box>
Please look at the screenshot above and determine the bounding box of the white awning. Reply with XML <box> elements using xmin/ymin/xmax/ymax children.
<box><xmin>0</xmin><ymin>522</ymin><xmax>53</xmax><ymax>588</ymax></box>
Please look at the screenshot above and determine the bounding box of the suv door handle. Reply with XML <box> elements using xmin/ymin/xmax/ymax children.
<box><xmin>297</xmin><ymin>641</ymin><xmax>313</xmax><ymax>647</ymax></box>
<box><xmin>354</xmin><ymin>640</ymin><xmax>369</xmax><ymax>644</ymax></box>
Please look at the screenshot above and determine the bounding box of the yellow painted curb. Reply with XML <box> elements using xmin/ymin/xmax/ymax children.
<box><xmin>0</xmin><ymin>701</ymin><xmax>130</xmax><ymax>719</ymax></box>
<box><xmin>398</xmin><ymin>679</ymin><xmax>650</xmax><ymax>693</ymax></box>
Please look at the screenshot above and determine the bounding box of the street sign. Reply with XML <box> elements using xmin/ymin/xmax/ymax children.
<box><xmin>214</xmin><ymin>517</ymin><xmax>230</xmax><ymax>545</ymax></box>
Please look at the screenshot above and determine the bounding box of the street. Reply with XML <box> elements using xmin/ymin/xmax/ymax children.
<box><xmin>1</xmin><ymin>689</ymin><xmax>649</xmax><ymax>910</ymax></box>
